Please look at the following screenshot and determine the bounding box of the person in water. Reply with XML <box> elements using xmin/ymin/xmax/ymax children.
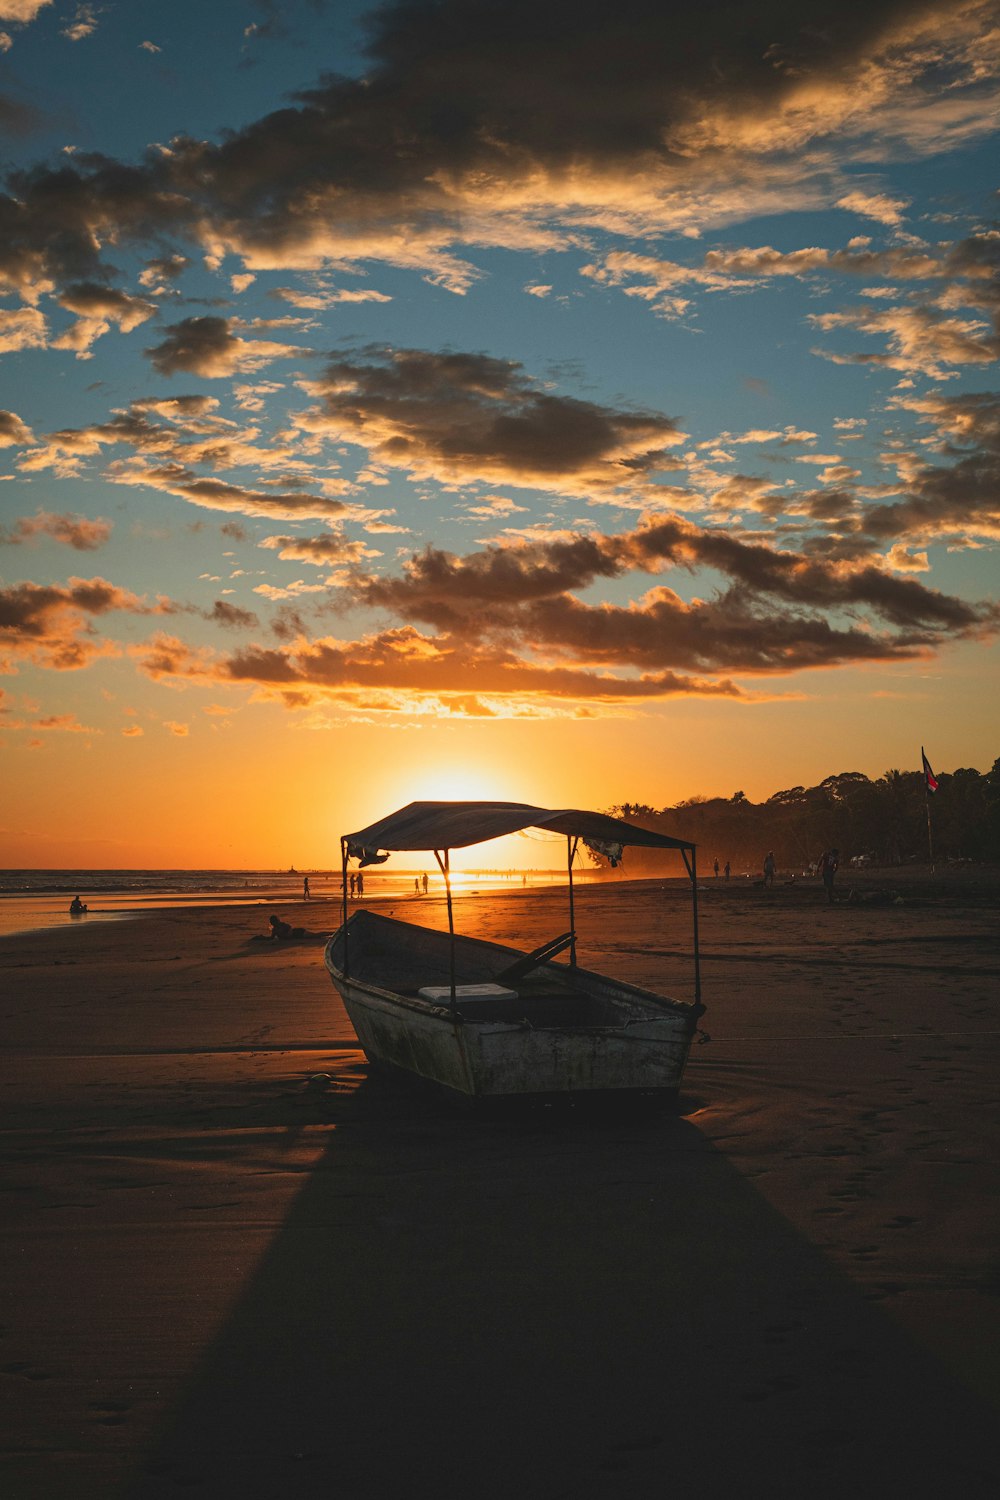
<box><xmin>69</xmin><ymin>895</ymin><xmax>87</xmax><ymax>915</ymax></box>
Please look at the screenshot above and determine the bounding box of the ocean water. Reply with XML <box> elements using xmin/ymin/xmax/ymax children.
<box><xmin>0</xmin><ymin>867</ymin><xmax>583</xmax><ymax>940</ymax></box>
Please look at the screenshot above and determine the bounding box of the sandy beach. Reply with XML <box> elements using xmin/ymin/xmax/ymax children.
<box><xmin>2</xmin><ymin>871</ymin><xmax>999</xmax><ymax>1498</ymax></box>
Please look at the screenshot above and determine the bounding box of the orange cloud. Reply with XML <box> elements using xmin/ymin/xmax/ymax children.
<box><xmin>0</xmin><ymin>509</ymin><xmax>112</xmax><ymax>550</ymax></box>
<box><xmin>0</xmin><ymin>576</ymin><xmax>182</xmax><ymax>671</ymax></box>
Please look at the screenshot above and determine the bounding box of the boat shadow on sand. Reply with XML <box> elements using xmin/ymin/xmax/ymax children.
<box><xmin>123</xmin><ymin>1064</ymin><xmax>1000</xmax><ymax>1500</ymax></box>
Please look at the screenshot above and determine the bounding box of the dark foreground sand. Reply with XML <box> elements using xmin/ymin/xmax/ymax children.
<box><xmin>1</xmin><ymin>870</ymin><xmax>999</xmax><ymax>1498</ymax></box>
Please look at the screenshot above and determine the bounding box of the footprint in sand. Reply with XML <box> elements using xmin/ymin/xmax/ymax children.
<box><xmin>608</xmin><ymin>1435</ymin><xmax>664</xmax><ymax>1454</ymax></box>
<box><xmin>89</xmin><ymin>1399</ymin><xmax>132</xmax><ymax>1425</ymax></box>
<box><xmin>764</xmin><ymin>1319</ymin><xmax>803</xmax><ymax>1335</ymax></box>
<box><xmin>2</xmin><ymin>1361</ymin><xmax>52</xmax><ymax>1380</ymax></box>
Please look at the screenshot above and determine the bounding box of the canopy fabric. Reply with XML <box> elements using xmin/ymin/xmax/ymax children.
<box><xmin>343</xmin><ymin>800</ymin><xmax>694</xmax><ymax>858</ymax></box>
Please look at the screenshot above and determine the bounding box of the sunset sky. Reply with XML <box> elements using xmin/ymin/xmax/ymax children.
<box><xmin>1</xmin><ymin>0</ymin><xmax>998</xmax><ymax>868</ymax></box>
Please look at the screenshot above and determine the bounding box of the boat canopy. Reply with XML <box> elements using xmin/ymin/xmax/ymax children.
<box><xmin>344</xmin><ymin>799</ymin><xmax>694</xmax><ymax>863</ymax></box>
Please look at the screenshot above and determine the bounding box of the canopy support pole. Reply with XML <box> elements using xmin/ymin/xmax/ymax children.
<box><xmin>434</xmin><ymin>848</ymin><xmax>456</xmax><ymax>1000</ymax></box>
<box><xmin>341</xmin><ymin>837</ymin><xmax>350</xmax><ymax>977</ymax></box>
<box><xmin>567</xmin><ymin>834</ymin><xmax>579</xmax><ymax>967</ymax></box>
<box><xmin>680</xmin><ymin>846</ymin><xmax>702</xmax><ymax>1008</ymax></box>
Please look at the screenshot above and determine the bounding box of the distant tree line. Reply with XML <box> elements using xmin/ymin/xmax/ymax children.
<box><xmin>596</xmin><ymin>758</ymin><xmax>1000</xmax><ymax>875</ymax></box>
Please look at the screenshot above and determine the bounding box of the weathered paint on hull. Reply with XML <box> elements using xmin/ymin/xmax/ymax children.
<box><xmin>334</xmin><ymin>976</ymin><xmax>695</xmax><ymax>1100</ymax></box>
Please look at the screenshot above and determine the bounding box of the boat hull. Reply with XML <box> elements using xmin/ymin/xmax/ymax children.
<box><xmin>325</xmin><ymin>915</ymin><xmax>699</xmax><ymax>1101</ymax></box>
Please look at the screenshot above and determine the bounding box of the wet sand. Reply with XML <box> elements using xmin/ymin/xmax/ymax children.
<box><xmin>2</xmin><ymin>871</ymin><xmax>999</xmax><ymax>1498</ymax></box>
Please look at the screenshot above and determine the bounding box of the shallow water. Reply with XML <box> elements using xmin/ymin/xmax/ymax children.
<box><xmin>0</xmin><ymin>867</ymin><xmax>586</xmax><ymax>939</ymax></box>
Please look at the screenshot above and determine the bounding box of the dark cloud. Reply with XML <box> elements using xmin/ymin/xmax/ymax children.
<box><xmin>856</xmin><ymin>391</ymin><xmax>1000</xmax><ymax>544</ymax></box>
<box><xmin>352</xmin><ymin>514</ymin><xmax>998</xmax><ymax>673</ymax></box>
<box><xmin>114</xmin><ymin>462</ymin><xmax>351</xmax><ymax>521</ymax></box>
<box><xmin>2</xmin><ymin>2</ymin><xmax>995</xmax><ymax>297</ymax></box>
<box><xmin>510</xmin><ymin>586</ymin><xmax>934</xmax><ymax>674</ymax></box>
<box><xmin>0</xmin><ymin>93</ymin><xmax>47</xmax><ymax>138</ymax></box>
<box><xmin>205</xmin><ymin>599</ymin><xmax>259</xmax><ymax>630</ymax></box>
<box><xmin>0</xmin><ymin>154</ymin><xmax>185</xmax><ymax>295</ymax></box>
<box><xmin>302</xmin><ymin>346</ymin><xmax>684</xmax><ymax>493</ymax></box>
<box><xmin>138</xmin><ymin>254</ymin><xmax>190</xmax><ymax>289</ymax></box>
<box><xmin>359</xmin><ymin>516</ymin><xmax>993</xmax><ymax>631</ymax></box>
<box><xmin>0</xmin><ymin>575</ymin><xmax>177</xmax><ymax>669</ymax></box>
<box><xmin>58</xmin><ymin>281</ymin><xmax>155</xmax><ymax>322</ymax></box>
<box><xmin>144</xmin><ymin>317</ymin><xmax>238</xmax><ymax>377</ymax></box>
<box><xmin>144</xmin><ymin>315</ymin><xmax>299</xmax><ymax>377</ymax></box>
<box><xmin>53</xmin><ymin>280</ymin><xmax>158</xmax><ymax>352</ymax></box>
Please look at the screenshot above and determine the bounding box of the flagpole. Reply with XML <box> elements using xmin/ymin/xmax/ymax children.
<box><xmin>921</xmin><ymin>745</ymin><xmax>935</xmax><ymax>873</ymax></box>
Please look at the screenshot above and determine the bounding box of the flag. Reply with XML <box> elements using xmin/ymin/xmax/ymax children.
<box><xmin>921</xmin><ymin>747</ymin><xmax>938</xmax><ymax>794</ymax></box>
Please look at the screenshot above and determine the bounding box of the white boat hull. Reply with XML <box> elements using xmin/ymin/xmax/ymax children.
<box><xmin>326</xmin><ymin>915</ymin><xmax>698</xmax><ymax>1101</ymax></box>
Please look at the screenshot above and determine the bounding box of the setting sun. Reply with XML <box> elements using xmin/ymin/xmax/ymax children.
<box><xmin>381</xmin><ymin>763</ymin><xmax>522</xmax><ymax>809</ymax></box>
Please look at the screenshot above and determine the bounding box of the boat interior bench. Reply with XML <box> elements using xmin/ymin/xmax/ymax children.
<box><xmin>416</xmin><ymin>981</ymin><xmax>621</xmax><ymax>1027</ymax></box>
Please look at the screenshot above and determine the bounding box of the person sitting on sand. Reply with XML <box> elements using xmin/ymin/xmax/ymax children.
<box><xmin>69</xmin><ymin>895</ymin><xmax>87</xmax><ymax>915</ymax></box>
<box><xmin>254</xmin><ymin>913</ymin><xmax>306</xmax><ymax>941</ymax></box>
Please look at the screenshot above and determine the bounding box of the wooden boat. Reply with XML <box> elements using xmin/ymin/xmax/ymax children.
<box><xmin>323</xmin><ymin>800</ymin><xmax>706</xmax><ymax>1103</ymax></box>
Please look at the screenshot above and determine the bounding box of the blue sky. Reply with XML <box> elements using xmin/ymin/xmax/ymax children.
<box><xmin>1</xmin><ymin>0</ymin><xmax>998</xmax><ymax>865</ymax></box>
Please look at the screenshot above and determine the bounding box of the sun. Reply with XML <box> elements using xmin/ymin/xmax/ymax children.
<box><xmin>399</xmin><ymin>766</ymin><xmax>515</xmax><ymax>804</ymax></box>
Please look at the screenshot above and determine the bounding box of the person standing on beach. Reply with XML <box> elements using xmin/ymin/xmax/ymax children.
<box><xmin>349</xmin><ymin>873</ymin><xmax>356</xmax><ymax>898</ymax></box>
<box><xmin>819</xmin><ymin>848</ymin><xmax>839</xmax><ymax>903</ymax></box>
<box><xmin>303</xmin><ymin>876</ymin><xmax>310</xmax><ymax>900</ymax></box>
<box><xmin>713</xmin><ymin>858</ymin><xmax>720</xmax><ymax>878</ymax></box>
<box><xmin>763</xmin><ymin>852</ymin><xmax>776</xmax><ymax>887</ymax></box>
<box><xmin>421</xmin><ymin>872</ymin><xmax>428</xmax><ymax>894</ymax></box>
<box><xmin>724</xmin><ymin>860</ymin><xmax>730</xmax><ymax>879</ymax></box>
<box><xmin>356</xmin><ymin>872</ymin><xmax>364</xmax><ymax>898</ymax></box>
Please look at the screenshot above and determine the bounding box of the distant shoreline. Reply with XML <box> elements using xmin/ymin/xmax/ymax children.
<box><xmin>2</xmin><ymin>861</ymin><xmax>997</xmax><ymax>944</ymax></box>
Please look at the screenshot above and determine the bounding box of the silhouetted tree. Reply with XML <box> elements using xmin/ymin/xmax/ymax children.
<box><xmin>590</xmin><ymin>755</ymin><xmax>998</xmax><ymax>872</ymax></box>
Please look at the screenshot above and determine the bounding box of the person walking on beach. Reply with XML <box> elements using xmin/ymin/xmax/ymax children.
<box><xmin>819</xmin><ymin>848</ymin><xmax>839</xmax><ymax>903</ymax></box>
<box><xmin>763</xmin><ymin>851</ymin><xmax>776</xmax><ymax>887</ymax></box>
<box><xmin>303</xmin><ymin>876</ymin><xmax>310</xmax><ymax>900</ymax></box>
